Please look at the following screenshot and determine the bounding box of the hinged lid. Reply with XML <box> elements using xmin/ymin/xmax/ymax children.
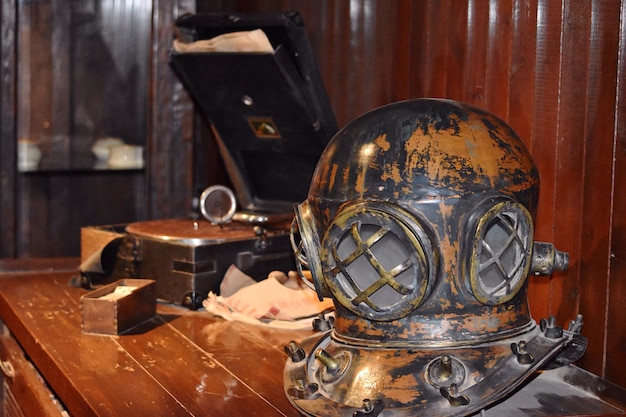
<box><xmin>170</xmin><ymin>12</ymin><xmax>337</xmax><ymax>213</ymax></box>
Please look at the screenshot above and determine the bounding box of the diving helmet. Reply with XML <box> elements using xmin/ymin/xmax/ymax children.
<box><xmin>283</xmin><ymin>99</ymin><xmax>585</xmax><ymax>416</ymax></box>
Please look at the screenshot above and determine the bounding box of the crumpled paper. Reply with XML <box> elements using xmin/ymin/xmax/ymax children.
<box><xmin>202</xmin><ymin>265</ymin><xmax>334</xmax><ymax>330</ymax></box>
<box><xmin>173</xmin><ymin>29</ymin><xmax>273</xmax><ymax>54</ymax></box>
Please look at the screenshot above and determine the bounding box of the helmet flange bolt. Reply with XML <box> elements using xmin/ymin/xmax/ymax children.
<box><xmin>312</xmin><ymin>312</ymin><xmax>335</xmax><ymax>332</ymax></box>
<box><xmin>568</xmin><ymin>314</ymin><xmax>584</xmax><ymax>333</ymax></box>
<box><xmin>439</xmin><ymin>383</ymin><xmax>470</xmax><ymax>407</ymax></box>
<box><xmin>284</xmin><ymin>341</ymin><xmax>306</xmax><ymax>362</ymax></box>
<box><xmin>540</xmin><ymin>315</ymin><xmax>564</xmax><ymax>339</ymax></box>
<box><xmin>353</xmin><ymin>399</ymin><xmax>385</xmax><ymax>417</ymax></box>
<box><xmin>286</xmin><ymin>377</ymin><xmax>319</xmax><ymax>400</ymax></box>
<box><xmin>427</xmin><ymin>355</ymin><xmax>466</xmax><ymax>388</ymax></box>
<box><xmin>511</xmin><ymin>341</ymin><xmax>534</xmax><ymax>364</ymax></box>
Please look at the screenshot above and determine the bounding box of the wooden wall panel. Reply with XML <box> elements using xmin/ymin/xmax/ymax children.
<box><xmin>578</xmin><ymin>1</ymin><xmax>621</xmax><ymax>377</ymax></box>
<box><xmin>0</xmin><ymin>0</ymin><xmax>17</xmax><ymax>258</ymax></box>
<box><xmin>16</xmin><ymin>173</ymin><xmax>144</xmax><ymax>256</ymax></box>
<box><xmin>608</xmin><ymin>0</ymin><xmax>626</xmax><ymax>386</ymax></box>
<box><xmin>408</xmin><ymin>1</ymin><xmax>456</xmax><ymax>98</ymax></box>
<box><xmin>550</xmin><ymin>0</ymin><xmax>591</xmax><ymax>350</ymax></box>
<box><xmin>528</xmin><ymin>0</ymin><xmax>559</xmax><ymax>320</ymax></box>
<box><xmin>146</xmin><ymin>0</ymin><xmax>195</xmax><ymax>219</ymax></box>
<box><xmin>508</xmin><ymin>0</ymin><xmax>537</xmax><ymax>141</ymax></box>
<box><xmin>485</xmin><ymin>0</ymin><xmax>513</xmax><ymax>116</ymax></box>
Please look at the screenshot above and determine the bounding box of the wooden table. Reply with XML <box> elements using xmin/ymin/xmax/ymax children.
<box><xmin>0</xmin><ymin>259</ymin><xmax>625</xmax><ymax>417</ymax></box>
<box><xmin>0</xmin><ymin>258</ymin><xmax>310</xmax><ymax>416</ymax></box>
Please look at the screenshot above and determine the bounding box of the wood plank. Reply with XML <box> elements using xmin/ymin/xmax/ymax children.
<box><xmin>462</xmin><ymin>0</ymin><xmax>489</xmax><ymax>107</ymax></box>
<box><xmin>506</xmin><ymin>0</ymin><xmax>546</xmax><ymax>324</ymax></box>
<box><xmin>527</xmin><ymin>0</ymin><xmax>561</xmax><ymax>321</ymax></box>
<box><xmin>443</xmin><ymin>0</ymin><xmax>469</xmax><ymax>100</ymax></box>
<box><xmin>549</xmin><ymin>1</ymin><xmax>590</xmax><ymax>332</ymax></box>
<box><xmin>0</xmin><ymin>257</ymin><xmax>78</xmax><ymax>274</ymax></box>
<box><xmin>147</xmin><ymin>0</ymin><xmax>195</xmax><ymax>220</ymax></box>
<box><xmin>507</xmin><ymin>0</ymin><xmax>537</xmax><ymax>145</ymax></box>
<box><xmin>607</xmin><ymin>0</ymin><xmax>626</xmax><ymax>389</ymax></box>
<box><xmin>166</xmin><ymin>311</ymin><xmax>312</xmax><ymax>416</ymax></box>
<box><xmin>421</xmin><ymin>0</ymin><xmax>451</xmax><ymax>98</ymax></box>
<box><xmin>575</xmin><ymin>0</ymin><xmax>620</xmax><ymax>378</ymax></box>
<box><xmin>0</xmin><ymin>274</ymin><xmax>189</xmax><ymax>416</ymax></box>
<box><xmin>484</xmin><ymin>0</ymin><xmax>513</xmax><ymax>120</ymax></box>
<box><xmin>0</xmin><ymin>0</ymin><xmax>18</xmax><ymax>258</ymax></box>
<box><xmin>0</xmin><ymin>333</ymin><xmax>66</xmax><ymax>417</ymax></box>
<box><xmin>390</xmin><ymin>0</ymin><xmax>412</xmax><ymax>101</ymax></box>
<box><xmin>117</xmin><ymin>314</ymin><xmax>293</xmax><ymax>417</ymax></box>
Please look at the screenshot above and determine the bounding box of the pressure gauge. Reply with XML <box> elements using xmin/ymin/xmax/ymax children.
<box><xmin>199</xmin><ymin>185</ymin><xmax>237</xmax><ymax>224</ymax></box>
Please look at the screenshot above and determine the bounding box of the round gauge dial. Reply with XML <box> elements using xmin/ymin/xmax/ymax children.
<box><xmin>199</xmin><ymin>185</ymin><xmax>237</xmax><ymax>224</ymax></box>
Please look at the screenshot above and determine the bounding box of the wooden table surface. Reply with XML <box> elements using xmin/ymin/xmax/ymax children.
<box><xmin>0</xmin><ymin>258</ymin><xmax>310</xmax><ymax>416</ymax></box>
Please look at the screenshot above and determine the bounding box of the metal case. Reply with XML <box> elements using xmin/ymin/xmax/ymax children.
<box><xmin>112</xmin><ymin>218</ymin><xmax>295</xmax><ymax>309</ymax></box>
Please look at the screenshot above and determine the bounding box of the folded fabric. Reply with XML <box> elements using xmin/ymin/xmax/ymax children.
<box><xmin>202</xmin><ymin>266</ymin><xmax>334</xmax><ymax>330</ymax></box>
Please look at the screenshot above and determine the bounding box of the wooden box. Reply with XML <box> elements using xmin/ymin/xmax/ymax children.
<box><xmin>81</xmin><ymin>279</ymin><xmax>156</xmax><ymax>335</ymax></box>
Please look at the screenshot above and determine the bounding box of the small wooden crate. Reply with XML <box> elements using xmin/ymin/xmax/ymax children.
<box><xmin>81</xmin><ymin>279</ymin><xmax>156</xmax><ymax>335</ymax></box>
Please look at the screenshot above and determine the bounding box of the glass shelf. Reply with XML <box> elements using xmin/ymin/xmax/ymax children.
<box><xmin>16</xmin><ymin>0</ymin><xmax>150</xmax><ymax>173</ymax></box>
<box><xmin>18</xmin><ymin>148</ymin><xmax>145</xmax><ymax>173</ymax></box>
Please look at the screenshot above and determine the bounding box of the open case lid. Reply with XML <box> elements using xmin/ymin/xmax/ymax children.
<box><xmin>170</xmin><ymin>12</ymin><xmax>337</xmax><ymax>213</ymax></box>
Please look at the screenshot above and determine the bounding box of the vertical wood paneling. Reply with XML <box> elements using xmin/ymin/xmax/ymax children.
<box><xmin>484</xmin><ymin>0</ymin><xmax>513</xmax><ymax>120</ymax></box>
<box><xmin>317</xmin><ymin>0</ymin><xmax>413</xmax><ymax>124</ymax></box>
<box><xmin>340</xmin><ymin>0</ymin><xmax>374</xmax><ymax>118</ymax></box>
<box><xmin>147</xmin><ymin>0</ymin><xmax>195</xmax><ymax>219</ymax></box>
<box><xmin>577</xmin><ymin>0</ymin><xmax>621</xmax><ymax>376</ymax></box>
<box><xmin>608</xmin><ymin>0</ymin><xmax>626</xmax><ymax>388</ymax></box>
<box><xmin>0</xmin><ymin>0</ymin><xmax>17</xmax><ymax>258</ymax></box>
<box><xmin>326</xmin><ymin>2</ymin><xmax>352</xmax><ymax>124</ymax></box>
<box><xmin>551</xmin><ymin>0</ymin><xmax>591</xmax><ymax>353</ymax></box>
<box><xmin>391</xmin><ymin>0</ymin><xmax>412</xmax><ymax>101</ymax></box>
<box><xmin>421</xmin><ymin>0</ymin><xmax>452</xmax><ymax>97</ymax></box>
<box><xmin>507</xmin><ymin>0</ymin><xmax>537</xmax><ymax>142</ymax></box>
<box><xmin>406</xmin><ymin>0</ymin><xmax>432</xmax><ymax>97</ymax></box>
<box><xmin>443</xmin><ymin>1</ymin><xmax>469</xmax><ymax>100</ymax></box>
<box><xmin>47</xmin><ymin>0</ymin><xmax>71</xmax><ymax>256</ymax></box>
<box><xmin>1</xmin><ymin>1</ymin><xmax>200</xmax><ymax>256</ymax></box>
<box><xmin>50</xmin><ymin>0</ymin><xmax>70</xmax><ymax>152</ymax></box>
<box><xmin>11</xmin><ymin>1</ymin><xmax>160</xmax><ymax>257</ymax></box>
<box><xmin>464</xmin><ymin>0</ymin><xmax>490</xmax><ymax>106</ymax></box>
<box><xmin>527</xmin><ymin>0</ymin><xmax>561</xmax><ymax>320</ymax></box>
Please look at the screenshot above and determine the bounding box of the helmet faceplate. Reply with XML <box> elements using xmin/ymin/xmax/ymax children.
<box><xmin>284</xmin><ymin>99</ymin><xmax>582</xmax><ymax>416</ymax></box>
